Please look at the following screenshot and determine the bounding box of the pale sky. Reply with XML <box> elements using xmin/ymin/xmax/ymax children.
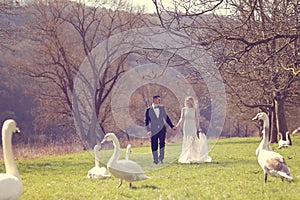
<box><xmin>129</xmin><ymin>0</ymin><xmax>230</xmax><ymax>15</ymax></box>
<box><xmin>129</xmin><ymin>0</ymin><xmax>173</xmax><ymax>14</ymax></box>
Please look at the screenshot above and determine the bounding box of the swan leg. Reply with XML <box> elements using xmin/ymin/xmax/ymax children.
<box><xmin>117</xmin><ymin>179</ymin><xmax>123</xmax><ymax>188</ymax></box>
<box><xmin>264</xmin><ymin>173</ymin><xmax>268</xmax><ymax>183</ymax></box>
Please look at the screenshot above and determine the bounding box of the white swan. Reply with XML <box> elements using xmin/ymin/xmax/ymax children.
<box><xmin>253</xmin><ymin>112</ymin><xmax>293</xmax><ymax>183</ymax></box>
<box><xmin>87</xmin><ymin>144</ymin><xmax>110</xmax><ymax>179</ymax></box>
<box><xmin>101</xmin><ymin>133</ymin><xmax>150</xmax><ymax>188</ymax></box>
<box><xmin>0</xmin><ymin>119</ymin><xmax>23</xmax><ymax>200</ymax></box>
<box><xmin>125</xmin><ymin>144</ymin><xmax>132</xmax><ymax>160</ymax></box>
<box><xmin>278</xmin><ymin>131</ymin><xmax>291</xmax><ymax>149</ymax></box>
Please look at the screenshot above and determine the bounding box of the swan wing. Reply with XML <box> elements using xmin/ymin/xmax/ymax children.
<box><xmin>0</xmin><ymin>174</ymin><xmax>23</xmax><ymax>200</ymax></box>
<box><xmin>108</xmin><ymin>167</ymin><xmax>150</xmax><ymax>182</ymax></box>
<box><xmin>261</xmin><ymin>151</ymin><xmax>292</xmax><ymax>179</ymax></box>
<box><xmin>109</xmin><ymin>160</ymin><xmax>145</xmax><ymax>174</ymax></box>
<box><xmin>108</xmin><ymin>160</ymin><xmax>150</xmax><ymax>182</ymax></box>
<box><xmin>266</xmin><ymin>157</ymin><xmax>291</xmax><ymax>175</ymax></box>
<box><xmin>266</xmin><ymin>156</ymin><xmax>286</xmax><ymax>170</ymax></box>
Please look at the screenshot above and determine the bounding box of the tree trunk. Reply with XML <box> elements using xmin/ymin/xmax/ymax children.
<box><xmin>270</xmin><ymin>107</ymin><xmax>278</xmax><ymax>143</ymax></box>
<box><xmin>237</xmin><ymin>121</ymin><xmax>240</xmax><ymax>137</ymax></box>
<box><xmin>244</xmin><ymin>124</ymin><xmax>248</xmax><ymax>137</ymax></box>
<box><xmin>274</xmin><ymin>94</ymin><xmax>290</xmax><ymax>144</ymax></box>
<box><xmin>86</xmin><ymin>110</ymin><xmax>107</xmax><ymax>150</ymax></box>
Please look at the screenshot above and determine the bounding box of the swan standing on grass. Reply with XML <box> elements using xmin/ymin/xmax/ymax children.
<box><xmin>101</xmin><ymin>133</ymin><xmax>150</xmax><ymax>188</ymax></box>
<box><xmin>278</xmin><ymin>131</ymin><xmax>291</xmax><ymax>149</ymax></box>
<box><xmin>87</xmin><ymin>144</ymin><xmax>110</xmax><ymax>179</ymax></box>
<box><xmin>0</xmin><ymin>119</ymin><xmax>23</xmax><ymax>200</ymax></box>
<box><xmin>252</xmin><ymin>112</ymin><xmax>293</xmax><ymax>183</ymax></box>
<box><xmin>254</xmin><ymin>112</ymin><xmax>272</xmax><ymax>156</ymax></box>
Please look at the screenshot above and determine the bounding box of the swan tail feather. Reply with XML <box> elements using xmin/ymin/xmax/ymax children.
<box><xmin>278</xmin><ymin>171</ymin><xmax>293</xmax><ymax>180</ymax></box>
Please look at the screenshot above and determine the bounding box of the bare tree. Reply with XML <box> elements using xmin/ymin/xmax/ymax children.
<box><xmin>16</xmin><ymin>0</ymin><xmax>147</xmax><ymax>148</ymax></box>
<box><xmin>152</xmin><ymin>0</ymin><xmax>300</xmax><ymax>142</ymax></box>
<box><xmin>0</xmin><ymin>0</ymin><xmax>20</xmax><ymax>51</ymax></box>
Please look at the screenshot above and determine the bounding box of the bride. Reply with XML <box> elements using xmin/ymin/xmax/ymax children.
<box><xmin>176</xmin><ymin>96</ymin><xmax>212</xmax><ymax>164</ymax></box>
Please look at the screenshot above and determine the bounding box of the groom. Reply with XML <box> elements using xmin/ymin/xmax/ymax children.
<box><xmin>145</xmin><ymin>95</ymin><xmax>176</xmax><ymax>164</ymax></box>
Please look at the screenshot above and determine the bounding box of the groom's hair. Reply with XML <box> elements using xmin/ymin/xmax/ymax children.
<box><xmin>153</xmin><ymin>95</ymin><xmax>160</xmax><ymax>99</ymax></box>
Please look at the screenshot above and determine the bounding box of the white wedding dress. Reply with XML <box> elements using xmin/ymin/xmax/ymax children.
<box><xmin>178</xmin><ymin>107</ymin><xmax>212</xmax><ymax>164</ymax></box>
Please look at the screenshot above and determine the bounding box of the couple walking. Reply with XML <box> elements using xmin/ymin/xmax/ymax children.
<box><xmin>145</xmin><ymin>95</ymin><xmax>212</xmax><ymax>164</ymax></box>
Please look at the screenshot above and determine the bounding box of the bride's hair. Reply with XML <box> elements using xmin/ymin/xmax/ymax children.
<box><xmin>184</xmin><ymin>96</ymin><xmax>196</xmax><ymax>108</ymax></box>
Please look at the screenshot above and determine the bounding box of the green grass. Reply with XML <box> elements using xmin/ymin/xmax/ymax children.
<box><xmin>1</xmin><ymin>135</ymin><xmax>300</xmax><ymax>200</ymax></box>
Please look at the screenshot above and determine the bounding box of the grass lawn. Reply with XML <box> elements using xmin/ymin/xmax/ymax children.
<box><xmin>1</xmin><ymin>135</ymin><xmax>300</xmax><ymax>200</ymax></box>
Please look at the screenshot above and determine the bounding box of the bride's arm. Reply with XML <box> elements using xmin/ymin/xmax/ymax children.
<box><xmin>176</xmin><ymin>107</ymin><xmax>184</xmax><ymax>128</ymax></box>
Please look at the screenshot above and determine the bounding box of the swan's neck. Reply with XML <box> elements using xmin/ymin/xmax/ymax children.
<box><xmin>107</xmin><ymin>138</ymin><xmax>120</xmax><ymax>167</ymax></box>
<box><xmin>279</xmin><ymin>133</ymin><xmax>283</xmax><ymax>140</ymax></box>
<box><xmin>285</xmin><ymin>132</ymin><xmax>289</xmax><ymax>142</ymax></box>
<box><xmin>261</xmin><ymin>118</ymin><xmax>270</xmax><ymax>149</ymax></box>
<box><xmin>125</xmin><ymin>146</ymin><xmax>131</xmax><ymax>160</ymax></box>
<box><xmin>94</xmin><ymin>148</ymin><xmax>100</xmax><ymax>168</ymax></box>
<box><xmin>2</xmin><ymin>127</ymin><xmax>21</xmax><ymax>180</ymax></box>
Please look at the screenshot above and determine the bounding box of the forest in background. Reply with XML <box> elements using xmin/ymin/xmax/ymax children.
<box><xmin>0</xmin><ymin>0</ymin><xmax>299</xmax><ymax>152</ymax></box>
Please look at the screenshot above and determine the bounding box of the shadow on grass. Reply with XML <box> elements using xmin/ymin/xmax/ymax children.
<box><xmin>131</xmin><ymin>184</ymin><xmax>160</xmax><ymax>190</ymax></box>
<box><xmin>174</xmin><ymin>158</ymin><xmax>257</xmax><ymax>169</ymax></box>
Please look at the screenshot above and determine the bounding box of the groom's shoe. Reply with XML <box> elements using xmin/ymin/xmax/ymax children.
<box><xmin>153</xmin><ymin>160</ymin><xmax>159</xmax><ymax>165</ymax></box>
<box><xmin>159</xmin><ymin>159</ymin><xmax>163</xmax><ymax>164</ymax></box>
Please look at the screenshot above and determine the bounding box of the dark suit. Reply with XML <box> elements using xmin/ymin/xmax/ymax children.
<box><xmin>145</xmin><ymin>105</ymin><xmax>174</xmax><ymax>163</ymax></box>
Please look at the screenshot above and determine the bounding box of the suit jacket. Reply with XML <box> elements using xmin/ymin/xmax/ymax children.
<box><xmin>145</xmin><ymin>105</ymin><xmax>174</xmax><ymax>135</ymax></box>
